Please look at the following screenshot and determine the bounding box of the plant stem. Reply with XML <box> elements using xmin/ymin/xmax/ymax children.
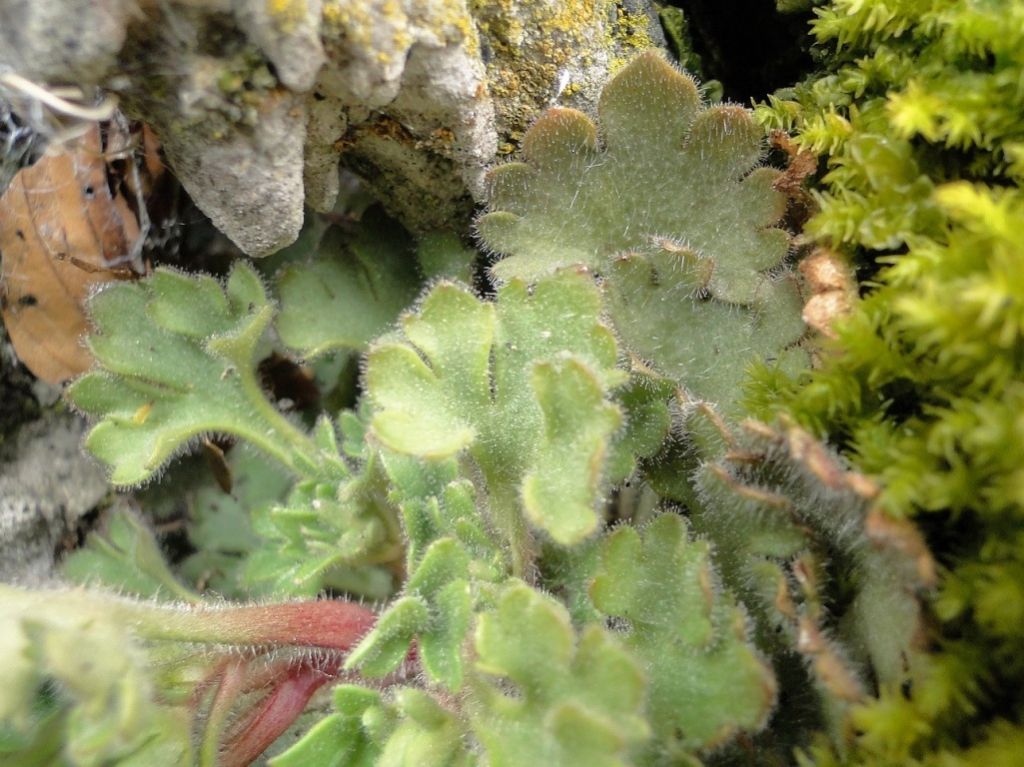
<box><xmin>198</xmin><ymin>658</ymin><xmax>248</xmax><ymax>767</ymax></box>
<box><xmin>481</xmin><ymin>470</ymin><xmax>533</xmax><ymax>579</ymax></box>
<box><xmin>209</xmin><ymin>302</ymin><xmax>327</xmax><ymax>478</ymax></box>
<box><xmin>237</xmin><ymin>363</ymin><xmax>326</xmax><ymax>476</ymax></box>
<box><xmin>1</xmin><ymin>586</ymin><xmax>377</xmax><ymax>654</ymax></box>
<box><xmin>220</xmin><ymin>658</ymin><xmax>342</xmax><ymax>767</ymax></box>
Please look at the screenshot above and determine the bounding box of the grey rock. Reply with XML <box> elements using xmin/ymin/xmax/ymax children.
<box><xmin>158</xmin><ymin>92</ymin><xmax>308</xmax><ymax>257</ymax></box>
<box><xmin>232</xmin><ymin>0</ymin><xmax>325</xmax><ymax>92</ymax></box>
<box><xmin>0</xmin><ymin>415</ymin><xmax>108</xmax><ymax>584</ymax></box>
<box><xmin>0</xmin><ymin>0</ymin><xmax>664</xmax><ymax>253</ymax></box>
<box><xmin>0</xmin><ymin>0</ymin><xmax>127</xmax><ymax>83</ymax></box>
<box><xmin>303</xmin><ymin>90</ymin><xmax>347</xmax><ymax>212</ymax></box>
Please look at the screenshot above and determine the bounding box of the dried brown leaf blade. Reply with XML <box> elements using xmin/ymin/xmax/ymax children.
<box><xmin>0</xmin><ymin>124</ymin><xmax>139</xmax><ymax>383</ymax></box>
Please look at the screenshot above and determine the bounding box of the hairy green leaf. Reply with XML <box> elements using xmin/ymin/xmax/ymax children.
<box><xmin>346</xmin><ymin>466</ymin><xmax>495</xmax><ymax>688</ymax></box>
<box><xmin>366</xmin><ymin>271</ymin><xmax>625</xmax><ymax>548</ymax></box>
<box><xmin>682</xmin><ymin>415</ymin><xmax>934</xmax><ymax>734</ymax></box>
<box><xmin>471</xmin><ymin>582</ymin><xmax>649</xmax><ymax>767</ymax></box>
<box><xmin>270</xmin><ymin>685</ymin><xmax>383</xmax><ymax>767</ymax></box>
<box><xmin>275</xmin><ymin>215</ymin><xmax>421</xmax><ymax>359</ymax></box>
<box><xmin>62</xmin><ymin>506</ymin><xmax>197</xmax><ymax>602</ymax></box>
<box><xmin>67</xmin><ymin>263</ymin><xmax>329</xmax><ymax>485</ymax></box>
<box><xmin>178</xmin><ymin>444</ymin><xmax>293</xmax><ymax>598</ymax></box>
<box><xmin>478</xmin><ymin>51</ymin><xmax>806</xmax><ymax>412</ymax></box>
<box><xmin>591</xmin><ymin>514</ymin><xmax>776</xmax><ymax>753</ymax></box>
<box><xmin>273</xmin><ymin>685</ymin><xmax>470</xmax><ymax>767</ymax></box>
<box><xmin>245</xmin><ymin>451</ymin><xmax>401</xmax><ymax>598</ymax></box>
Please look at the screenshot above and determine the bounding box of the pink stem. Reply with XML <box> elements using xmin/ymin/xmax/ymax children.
<box><xmin>177</xmin><ymin>600</ymin><xmax>420</xmax><ymax>765</ymax></box>
<box><xmin>200</xmin><ymin>658</ymin><xmax>249</xmax><ymax>765</ymax></box>
<box><xmin>219</xmin><ymin>658</ymin><xmax>341</xmax><ymax>767</ymax></box>
<box><xmin>183</xmin><ymin>600</ymin><xmax>378</xmax><ymax>652</ymax></box>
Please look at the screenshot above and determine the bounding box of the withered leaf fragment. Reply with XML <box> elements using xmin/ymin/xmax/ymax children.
<box><xmin>0</xmin><ymin>123</ymin><xmax>142</xmax><ymax>383</ymax></box>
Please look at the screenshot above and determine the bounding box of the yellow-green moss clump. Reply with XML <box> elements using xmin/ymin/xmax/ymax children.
<box><xmin>755</xmin><ymin>1</ymin><xmax>1024</xmax><ymax>763</ymax></box>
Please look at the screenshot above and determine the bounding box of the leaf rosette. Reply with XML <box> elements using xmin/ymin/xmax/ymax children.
<box><xmin>478</xmin><ymin>51</ymin><xmax>807</xmax><ymax>411</ymax></box>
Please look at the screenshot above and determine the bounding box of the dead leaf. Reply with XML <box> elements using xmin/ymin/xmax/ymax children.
<box><xmin>799</xmin><ymin>248</ymin><xmax>858</xmax><ymax>340</ymax></box>
<box><xmin>770</xmin><ymin>130</ymin><xmax>818</xmax><ymax>232</ymax></box>
<box><xmin>0</xmin><ymin>123</ymin><xmax>144</xmax><ymax>383</ymax></box>
<box><xmin>202</xmin><ymin>437</ymin><xmax>234</xmax><ymax>495</ymax></box>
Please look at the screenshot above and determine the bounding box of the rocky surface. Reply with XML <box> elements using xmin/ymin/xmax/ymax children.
<box><xmin>0</xmin><ymin>413</ymin><xmax>108</xmax><ymax>584</ymax></box>
<box><xmin>1</xmin><ymin>0</ymin><xmax>664</xmax><ymax>255</ymax></box>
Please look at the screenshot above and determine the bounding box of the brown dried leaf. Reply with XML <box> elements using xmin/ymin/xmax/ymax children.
<box><xmin>770</xmin><ymin>130</ymin><xmax>817</xmax><ymax>195</ymax></box>
<box><xmin>799</xmin><ymin>248</ymin><xmax>858</xmax><ymax>339</ymax></box>
<box><xmin>0</xmin><ymin>124</ymin><xmax>141</xmax><ymax>383</ymax></box>
<box><xmin>770</xmin><ymin>129</ymin><xmax>818</xmax><ymax>231</ymax></box>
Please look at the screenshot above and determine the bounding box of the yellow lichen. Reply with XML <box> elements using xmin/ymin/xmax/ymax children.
<box><xmin>465</xmin><ymin>0</ymin><xmax>662</xmax><ymax>197</ymax></box>
<box><xmin>468</xmin><ymin>0</ymin><xmax>657</xmax><ymax>151</ymax></box>
<box><xmin>266</xmin><ymin>0</ymin><xmax>306</xmax><ymax>34</ymax></box>
<box><xmin>614</xmin><ymin>4</ymin><xmax>654</xmax><ymax>49</ymax></box>
<box><xmin>322</xmin><ymin>1</ymin><xmax>375</xmax><ymax>47</ymax></box>
<box><xmin>321</xmin><ymin>1</ymin><xmax>345</xmax><ymax>29</ymax></box>
<box><xmin>606</xmin><ymin>4</ymin><xmax>656</xmax><ymax>72</ymax></box>
<box><xmin>318</xmin><ymin>0</ymin><xmax>652</xmax><ymax>156</ymax></box>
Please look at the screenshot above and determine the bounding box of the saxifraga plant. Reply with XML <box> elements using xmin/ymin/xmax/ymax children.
<box><xmin>0</xmin><ymin>52</ymin><xmax>930</xmax><ymax>766</ymax></box>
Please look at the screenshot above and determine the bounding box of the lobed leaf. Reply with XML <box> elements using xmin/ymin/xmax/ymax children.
<box><xmin>178</xmin><ymin>444</ymin><xmax>293</xmax><ymax>599</ymax></box>
<box><xmin>275</xmin><ymin>215</ymin><xmax>421</xmax><ymax>359</ymax></box>
<box><xmin>471</xmin><ymin>582</ymin><xmax>649</xmax><ymax>767</ymax></box>
<box><xmin>681</xmin><ymin>414</ymin><xmax>935</xmax><ymax>734</ymax></box>
<box><xmin>67</xmin><ymin>263</ymin><xmax>328</xmax><ymax>485</ymax></box>
<box><xmin>245</xmin><ymin>451</ymin><xmax>402</xmax><ymax>598</ymax></box>
<box><xmin>604</xmin><ymin>371</ymin><xmax>675</xmax><ymax>485</ymax></box>
<box><xmin>478</xmin><ymin>50</ymin><xmax>805</xmax><ymax>414</ymax></box>
<box><xmin>521</xmin><ymin>358</ymin><xmax>623</xmax><ymax>543</ymax></box>
<box><xmin>366</xmin><ymin>271</ymin><xmax>627</xmax><ymax>547</ymax></box>
<box><xmin>346</xmin><ymin>463</ymin><xmax>500</xmax><ymax>688</ymax></box>
<box><xmin>591</xmin><ymin>514</ymin><xmax>776</xmax><ymax>754</ymax></box>
<box><xmin>606</xmin><ymin>242</ymin><xmax>806</xmax><ymax>406</ymax></box>
<box><xmin>481</xmin><ymin>52</ymin><xmax>788</xmax><ymax>295</ymax></box>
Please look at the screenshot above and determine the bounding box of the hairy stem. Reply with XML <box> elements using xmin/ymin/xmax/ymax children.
<box><xmin>237</xmin><ymin>365</ymin><xmax>326</xmax><ymax>476</ymax></box>
<box><xmin>220</xmin><ymin>658</ymin><xmax>342</xmax><ymax>767</ymax></box>
<box><xmin>198</xmin><ymin>658</ymin><xmax>248</xmax><ymax>767</ymax></box>
<box><xmin>482</xmin><ymin>472</ymin><xmax>533</xmax><ymax>579</ymax></box>
<box><xmin>1</xmin><ymin>586</ymin><xmax>377</xmax><ymax>654</ymax></box>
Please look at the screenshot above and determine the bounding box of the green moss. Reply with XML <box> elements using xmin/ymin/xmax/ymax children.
<box><xmin>755</xmin><ymin>1</ymin><xmax>1024</xmax><ymax>762</ymax></box>
<box><xmin>657</xmin><ymin>6</ymin><xmax>703</xmax><ymax>75</ymax></box>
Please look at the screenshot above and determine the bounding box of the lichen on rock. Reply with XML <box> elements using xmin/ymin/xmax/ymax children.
<box><xmin>0</xmin><ymin>0</ymin><xmax>663</xmax><ymax>255</ymax></box>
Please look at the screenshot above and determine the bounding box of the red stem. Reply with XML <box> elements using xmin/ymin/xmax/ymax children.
<box><xmin>191</xmin><ymin>599</ymin><xmax>392</xmax><ymax>766</ymax></box>
<box><xmin>192</xmin><ymin>600</ymin><xmax>378</xmax><ymax>652</ymax></box>
<box><xmin>201</xmin><ymin>658</ymin><xmax>249</xmax><ymax>764</ymax></box>
<box><xmin>219</xmin><ymin>657</ymin><xmax>341</xmax><ymax>767</ymax></box>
